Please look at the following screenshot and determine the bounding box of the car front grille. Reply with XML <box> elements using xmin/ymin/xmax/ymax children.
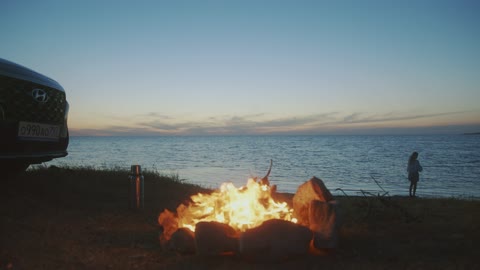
<box><xmin>0</xmin><ymin>75</ymin><xmax>66</xmax><ymax>124</ymax></box>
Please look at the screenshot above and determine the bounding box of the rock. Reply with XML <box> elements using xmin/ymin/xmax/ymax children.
<box><xmin>239</xmin><ymin>219</ymin><xmax>312</xmax><ymax>262</ymax></box>
<box><xmin>309</xmin><ymin>200</ymin><xmax>339</xmax><ymax>249</ymax></box>
<box><xmin>293</xmin><ymin>176</ymin><xmax>333</xmax><ymax>226</ymax></box>
<box><xmin>168</xmin><ymin>228</ymin><xmax>196</xmax><ymax>254</ymax></box>
<box><xmin>195</xmin><ymin>221</ymin><xmax>239</xmax><ymax>256</ymax></box>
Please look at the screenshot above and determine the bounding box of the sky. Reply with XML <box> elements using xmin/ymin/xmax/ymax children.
<box><xmin>1</xmin><ymin>0</ymin><xmax>479</xmax><ymax>136</ymax></box>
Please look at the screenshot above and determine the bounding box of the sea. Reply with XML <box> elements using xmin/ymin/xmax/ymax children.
<box><xmin>44</xmin><ymin>135</ymin><xmax>480</xmax><ymax>198</ymax></box>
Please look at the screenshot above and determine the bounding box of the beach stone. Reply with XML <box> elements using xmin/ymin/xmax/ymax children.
<box><xmin>168</xmin><ymin>228</ymin><xmax>196</xmax><ymax>254</ymax></box>
<box><xmin>309</xmin><ymin>200</ymin><xmax>339</xmax><ymax>249</ymax></box>
<box><xmin>239</xmin><ymin>219</ymin><xmax>312</xmax><ymax>262</ymax></box>
<box><xmin>195</xmin><ymin>221</ymin><xmax>239</xmax><ymax>256</ymax></box>
<box><xmin>293</xmin><ymin>176</ymin><xmax>333</xmax><ymax>226</ymax></box>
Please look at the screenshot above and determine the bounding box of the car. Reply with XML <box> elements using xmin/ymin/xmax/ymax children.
<box><xmin>0</xmin><ymin>58</ymin><xmax>69</xmax><ymax>174</ymax></box>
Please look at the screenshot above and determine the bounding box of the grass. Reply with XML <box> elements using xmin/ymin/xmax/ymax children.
<box><xmin>1</xmin><ymin>166</ymin><xmax>479</xmax><ymax>269</ymax></box>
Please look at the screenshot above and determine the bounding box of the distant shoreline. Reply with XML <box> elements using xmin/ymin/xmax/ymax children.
<box><xmin>464</xmin><ymin>132</ymin><xmax>480</xmax><ymax>135</ymax></box>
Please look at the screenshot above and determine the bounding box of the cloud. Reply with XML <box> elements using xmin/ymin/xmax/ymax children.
<box><xmin>138</xmin><ymin>120</ymin><xmax>185</xmax><ymax>131</ymax></box>
<box><xmin>337</xmin><ymin>111</ymin><xmax>467</xmax><ymax>125</ymax></box>
<box><xmin>70</xmin><ymin>110</ymin><xmax>479</xmax><ymax>136</ymax></box>
<box><xmin>140</xmin><ymin>112</ymin><xmax>174</xmax><ymax>119</ymax></box>
<box><xmin>343</xmin><ymin>112</ymin><xmax>363</xmax><ymax>123</ymax></box>
<box><xmin>69</xmin><ymin>126</ymin><xmax>165</xmax><ymax>136</ymax></box>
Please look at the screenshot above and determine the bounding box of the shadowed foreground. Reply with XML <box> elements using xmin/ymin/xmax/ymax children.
<box><xmin>1</xmin><ymin>166</ymin><xmax>478</xmax><ymax>269</ymax></box>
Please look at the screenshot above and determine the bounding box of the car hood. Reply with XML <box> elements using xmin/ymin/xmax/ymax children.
<box><xmin>0</xmin><ymin>58</ymin><xmax>64</xmax><ymax>92</ymax></box>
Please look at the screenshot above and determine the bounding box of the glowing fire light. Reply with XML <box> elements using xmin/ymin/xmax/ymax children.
<box><xmin>163</xmin><ymin>178</ymin><xmax>296</xmax><ymax>234</ymax></box>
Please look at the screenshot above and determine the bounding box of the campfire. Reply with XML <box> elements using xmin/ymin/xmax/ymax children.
<box><xmin>158</xmin><ymin>163</ymin><xmax>338</xmax><ymax>261</ymax></box>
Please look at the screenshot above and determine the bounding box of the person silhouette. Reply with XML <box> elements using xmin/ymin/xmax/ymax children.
<box><xmin>407</xmin><ymin>152</ymin><xmax>423</xmax><ymax>197</ymax></box>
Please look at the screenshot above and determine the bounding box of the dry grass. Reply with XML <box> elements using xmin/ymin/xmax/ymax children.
<box><xmin>1</xmin><ymin>166</ymin><xmax>479</xmax><ymax>269</ymax></box>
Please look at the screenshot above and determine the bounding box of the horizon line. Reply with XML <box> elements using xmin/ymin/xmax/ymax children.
<box><xmin>69</xmin><ymin>123</ymin><xmax>480</xmax><ymax>137</ymax></box>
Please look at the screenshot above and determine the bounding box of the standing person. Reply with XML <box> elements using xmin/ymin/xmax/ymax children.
<box><xmin>407</xmin><ymin>151</ymin><xmax>423</xmax><ymax>197</ymax></box>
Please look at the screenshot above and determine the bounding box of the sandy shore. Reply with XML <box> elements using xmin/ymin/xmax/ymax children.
<box><xmin>1</xmin><ymin>167</ymin><xmax>479</xmax><ymax>269</ymax></box>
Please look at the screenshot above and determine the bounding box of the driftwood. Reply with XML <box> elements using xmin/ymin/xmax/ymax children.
<box><xmin>195</xmin><ymin>221</ymin><xmax>239</xmax><ymax>256</ymax></box>
<box><xmin>309</xmin><ymin>200</ymin><xmax>339</xmax><ymax>249</ymax></box>
<box><xmin>259</xmin><ymin>159</ymin><xmax>273</xmax><ymax>186</ymax></box>
<box><xmin>239</xmin><ymin>219</ymin><xmax>312</xmax><ymax>262</ymax></box>
<box><xmin>293</xmin><ymin>176</ymin><xmax>334</xmax><ymax>226</ymax></box>
<box><xmin>168</xmin><ymin>228</ymin><xmax>195</xmax><ymax>254</ymax></box>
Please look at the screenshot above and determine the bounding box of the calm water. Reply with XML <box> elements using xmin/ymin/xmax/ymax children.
<box><xmin>46</xmin><ymin>135</ymin><xmax>480</xmax><ymax>198</ymax></box>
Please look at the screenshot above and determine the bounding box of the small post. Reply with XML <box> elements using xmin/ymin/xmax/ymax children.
<box><xmin>129</xmin><ymin>165</ymin><xmax>144</xmax><ymax>210</ymax></box>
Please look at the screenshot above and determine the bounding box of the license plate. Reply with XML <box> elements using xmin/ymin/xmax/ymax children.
<box><xmin>18</xmin><ymin>122</ymin><xmax>60</xmax><ymax>141</ymax></box>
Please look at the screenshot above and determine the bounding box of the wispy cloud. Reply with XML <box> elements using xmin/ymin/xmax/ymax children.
<box><xmin>140</xmin><ymin>112</ymin><xmax>174</xmax><ymax>119</ymax></box>
<box><xmin>70</xmin><ymin>110</ymin><xmax>478</xmax><ymax>136</ymax></box>
<box><xmin>338</xmin><ymin>111</ymin><xmax>467</xmax><ymax>125</ymax></box>
<box><xmin>134</xmin><ymin>112</ymin><xmax>340</xmax><ymax>135</ymax></box>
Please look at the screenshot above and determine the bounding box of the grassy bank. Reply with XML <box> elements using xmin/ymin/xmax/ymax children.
<box><xmin>1</xmin><ymin>166</ymin><xmax>479</xmax><ymax>269</ymax></box>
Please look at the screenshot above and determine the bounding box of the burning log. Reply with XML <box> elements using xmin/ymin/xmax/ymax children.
<box><xmin>293</xmin><ymin>176</ymin><xmax>333</xmax><ymax>226</ymax></box>
<box><xmin>174</xmin><ymin>178</ymin><xmax>294</xmax><ymax>233</ymax></box>
<box><xmin>308</xmin><ymin>200</ymin><xmax>339</xmax><ymax>249</ymax></box>
<box><xmin>167</xmin><ymin>228</ymin><xmax>196</xmax><ymax>254</ymax></box>
<box><xmin>239</xmin><ymin>219</ymin><xmax>312</xmax><ymax>262</ymax></box>
<box><xmin>195</xmin><ymin>221</ymin><xmax>239</xmax><ymax>256</ymax></box>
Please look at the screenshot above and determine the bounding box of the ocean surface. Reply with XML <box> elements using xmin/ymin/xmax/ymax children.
<box><xmin>45</xmin><ymin>135</ymin><xmax>480</xmax><ymax>198</ymax></box>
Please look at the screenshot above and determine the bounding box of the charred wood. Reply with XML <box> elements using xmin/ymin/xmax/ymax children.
<box><xmin>195</xmin><ymin>221</ymin><xmax>239</xmax><ymax>256</ymax></box>
<box><xmin>239</xmin><ymin>219</ymin><xmax>312</xmax><ymax>262</ymax></box>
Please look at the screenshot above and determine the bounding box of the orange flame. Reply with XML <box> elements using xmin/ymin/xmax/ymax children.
<box><xmin>172</xmin><ymin>178</ymin><xmax>296</xmax><ymax>233</ymax></box>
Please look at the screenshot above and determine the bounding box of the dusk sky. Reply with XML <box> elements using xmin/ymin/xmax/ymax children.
<box><xmin>1</xmin><ymin>0</ymin><xmax>479</xmax><ymax>135</ymax></box>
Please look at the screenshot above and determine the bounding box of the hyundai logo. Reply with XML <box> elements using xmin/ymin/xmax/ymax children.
<box><xmin>32</xmin><ymin>88</ymin><xmax>49</xmax><ymax>103</ymax></box>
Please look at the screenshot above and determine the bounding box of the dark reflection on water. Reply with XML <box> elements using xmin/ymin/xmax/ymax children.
<box><xmin>48</xmin><ymin>135</ymin><xmax>480</xmax><ymax>198</ymax></box>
